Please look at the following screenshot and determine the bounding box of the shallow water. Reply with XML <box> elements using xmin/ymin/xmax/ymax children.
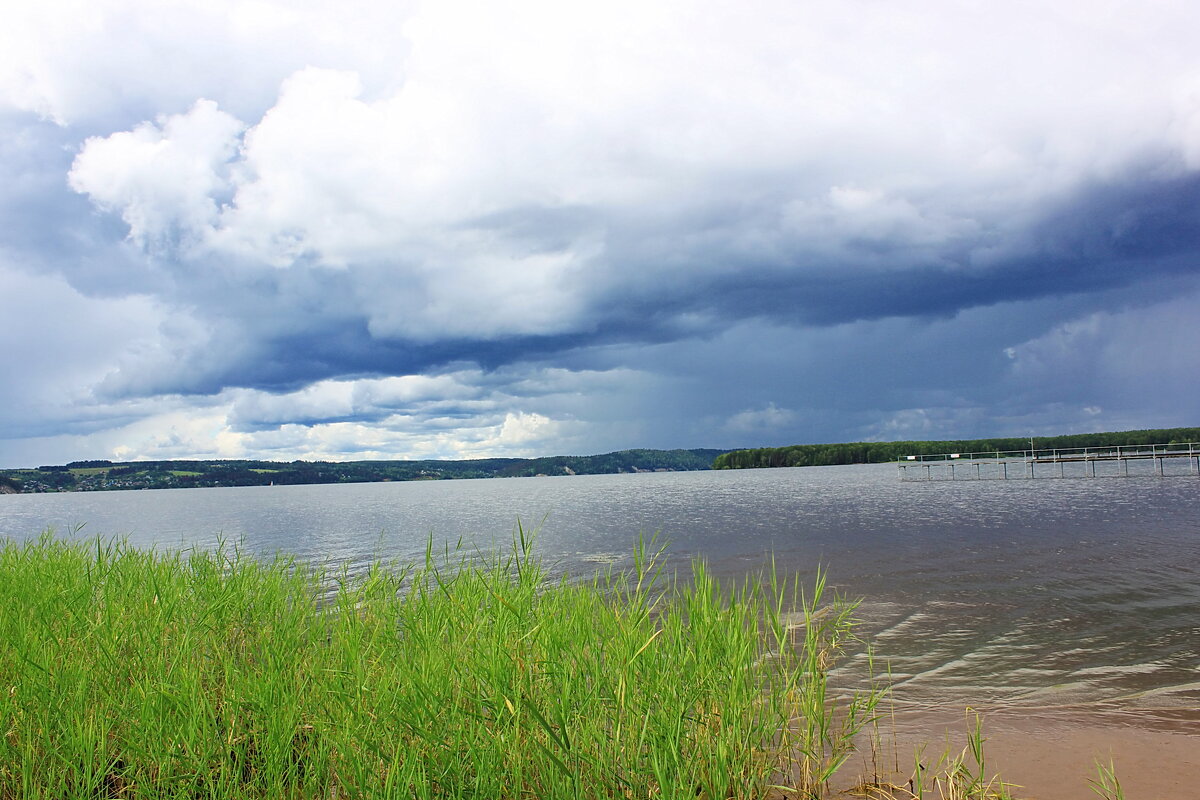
<box><xmin>2</xmin><ymin>464</ymin><xmax>1198</xmax><ymax>716</ymax></box>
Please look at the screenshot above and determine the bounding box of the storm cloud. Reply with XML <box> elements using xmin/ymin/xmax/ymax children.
<box><xmin>2</xmin><ymin>0</ymin><xmax>1199</xmax><ymax>466</ymax></box>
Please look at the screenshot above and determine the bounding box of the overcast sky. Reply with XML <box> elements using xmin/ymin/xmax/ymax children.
<box><xmin>2</xmin><ymin>0</ymin><xmax>1199</xmax><ymax>467</ymax></box>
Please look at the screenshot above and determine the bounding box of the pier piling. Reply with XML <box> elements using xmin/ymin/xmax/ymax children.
<box><xmin>898</xmin><ymin>443</ymin><xmax>1200</xmax><ymax>481</ymax></box>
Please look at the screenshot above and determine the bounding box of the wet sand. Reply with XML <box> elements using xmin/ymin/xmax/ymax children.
<box><xmin>839</xmin><ymin>705</ymin><xmax>1200</xmax><ymax>799</ymax></box>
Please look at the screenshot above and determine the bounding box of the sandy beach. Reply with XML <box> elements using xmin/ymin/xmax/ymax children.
<box><xmin>839</xmin><ymin>706</ymin><xmax>1200</xmax><ymax>799</ymax></box>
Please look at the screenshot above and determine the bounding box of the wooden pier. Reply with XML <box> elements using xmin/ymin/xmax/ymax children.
<box><xmin>898</xmin><ymin>443</ymin><xmax>1200</xmax><ymax>481</ymax></box>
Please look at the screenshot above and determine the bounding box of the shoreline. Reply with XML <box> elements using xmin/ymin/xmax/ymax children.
<box><xmin>3</xmin><ymin>533</ymin><xmax>1195</xmax><ymax>798</ymax></box>
<box><xmin>840</xmin><ymin>705</ymin><xmax>1200</xmax><ymax>799</ymax></box>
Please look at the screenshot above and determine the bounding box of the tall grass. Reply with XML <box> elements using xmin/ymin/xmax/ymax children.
<box><xmin>0</xmin><ymin>531</ymin><xmax>881</xmax><ymax>799</ymax></box>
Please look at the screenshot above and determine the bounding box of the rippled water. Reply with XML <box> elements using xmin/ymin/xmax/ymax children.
<box><xmin>2</xmin><ymin>464</ymin><xmax>1198</xmax><ymax>716</ymax></box>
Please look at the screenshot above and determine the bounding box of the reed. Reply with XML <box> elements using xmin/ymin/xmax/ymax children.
<box><xmin>0</xmin><ymin>531</ymin><xmax>881</xmax><ymax>799</ymax></box>
<box><xmin>1089</xmin><ymin>759</ymin><xmax>1125</xmax><ymax>800</ymax></box>
<box><xmin>849</xmin><ymin>712</ymin><xmax>1016</xmax><ymax>800</ymax></box>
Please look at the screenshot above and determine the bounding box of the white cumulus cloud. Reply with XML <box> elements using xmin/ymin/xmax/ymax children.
<box><xmin>68</xmin><ymin>99</ymin><xmax>244</xmax><ymax>253</ymax></box>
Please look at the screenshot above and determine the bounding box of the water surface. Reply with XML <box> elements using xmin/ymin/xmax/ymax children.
<box><xmin>2</xmin><ymin>464</ymin><xmax>1197</xmax><ymax>718</ymax></box>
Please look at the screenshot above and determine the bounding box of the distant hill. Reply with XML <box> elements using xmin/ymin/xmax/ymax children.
<box><xmin>713</xmin><ymin>427</ymin><xmax>1200</xmax><ymax>470</ymax></box>
<box><xmin>0</xmin><ymin>449</ymin><xmax>729</xmax><ymax>493</ymax></box>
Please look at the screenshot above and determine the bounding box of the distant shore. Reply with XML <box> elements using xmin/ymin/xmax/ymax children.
<box><xmin>0</xmin><ymin>448</ymin><xmax>727</xmax><ymax>493</ymax></box>
<box><xmin>6</xmin><ymin>424</ymin><xmax>1196</xmax><ymax>494</ymax></box>
<box><xmin>714</xmin><ymin>425</ymin><xmax>1200</xmax><ymax>470</ymax></box>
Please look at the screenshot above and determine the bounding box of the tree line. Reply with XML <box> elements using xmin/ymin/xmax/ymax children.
<box><xmin>712</xmin><ymin>427</ymin><xmax>1200</xmax><ymax>470</ymax></box>
<box><xmin>1</xmin><ymin>449</ymin><xmax>727</xmax><ymax>493</ymax></box>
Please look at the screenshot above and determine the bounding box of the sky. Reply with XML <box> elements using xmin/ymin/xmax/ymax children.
<box><xmin>2</xmin><ymin>0</ymin><xmax>1199</xmax><ymax>467</ymax></box>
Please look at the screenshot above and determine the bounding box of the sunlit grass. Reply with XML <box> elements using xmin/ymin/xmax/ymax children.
<box><xmin>0</xmin><ymin>530</ymin><xmax>884</xmax><ymax>799</ymax></box>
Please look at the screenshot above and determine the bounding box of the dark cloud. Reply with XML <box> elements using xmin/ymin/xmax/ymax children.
<box><xmin>589</xmin><ymin>167</ymin><xmax>1200</xmax><ymax>333</ymax></box>
<box><xmin>67</xmin><ymin>162</ymin><xmax>1200</xmax><ymax>443</ymax></box>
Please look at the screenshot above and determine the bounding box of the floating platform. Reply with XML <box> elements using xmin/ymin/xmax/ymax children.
<box><xmin>898</xmin><ymin>443</ymin><xmax>1200</xmax><ymax>481</ymax></box>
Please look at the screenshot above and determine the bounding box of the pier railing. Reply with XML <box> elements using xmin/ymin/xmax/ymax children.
<box><xmin>898</xmin><ymin>442</ymin><xmax>1200</xmax><ymax>481</ymax></box>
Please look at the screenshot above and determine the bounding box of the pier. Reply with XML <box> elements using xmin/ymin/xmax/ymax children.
<box><xmin>898</xmin><ymin>442</ymin><xmax>1200</xmax><ymax>481</ymax></box>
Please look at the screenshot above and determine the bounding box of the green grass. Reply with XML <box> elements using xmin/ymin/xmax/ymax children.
<box><xmin>1089</xmin><ymin>759</ymin><xmax>1125</xmax><ymax>800</ymax></box>
<box><xmin>0</xmin><ymin>531</ymin><xmax>884</xmax><ymax>799</ymax></box>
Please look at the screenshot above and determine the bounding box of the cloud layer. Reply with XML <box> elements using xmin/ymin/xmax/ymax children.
<box><xmin>3</xmin><ymin>0</ymin><xmax>1200</xmax><ymax>466</ymax></box>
